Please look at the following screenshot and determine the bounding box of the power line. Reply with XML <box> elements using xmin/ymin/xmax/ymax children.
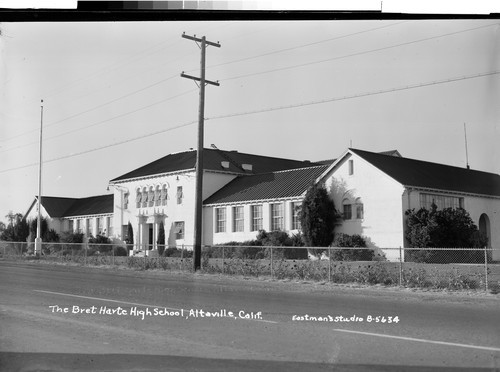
<box><xmin>183</xmin><ymin>21</ymin><xmax>407</xmax><ymax>73</ymax></box>
<box><xmin>221</xmin><ymin>22</ymin><xmax>500</xmax><ymax>82</ymax></box>
<box><xmin>1</xmin><ymin>69</ymin><xmax>497</xmax><ymax>174</ymax></box>
<box><xmin>1</xmin><ymin>74</ymin><xmax>180</xmax><ymax>144</ymax></box>
<box><xmin>0</xmin><ymin>119</ymin><xmax>198</xmax><ymax>174</ymax></box>
<box><xmin>206</xmin><ymin>70</ymin><xmax>500</xmax><ymax>120</ymax></box>
<box><xmin>0</xmin><ymin>88</ymin><xmax>198</xmax><ymax>154</ymax></box>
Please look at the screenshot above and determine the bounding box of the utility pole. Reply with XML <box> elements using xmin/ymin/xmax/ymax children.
<box><xmin>35</xmin><ymin>99</ymin><xmax>44</xmax><ymax>256</ymax></box>
<box><xmin>181</xmin><ymin>33</ymin><xmax>220</xmax><ymax>271</ymax></box>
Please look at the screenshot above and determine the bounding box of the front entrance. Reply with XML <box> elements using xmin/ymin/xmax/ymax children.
<box><xmin>148</xmin><ymin>224</ymin><xmax>153</xmax><ymax>250</ymax></box>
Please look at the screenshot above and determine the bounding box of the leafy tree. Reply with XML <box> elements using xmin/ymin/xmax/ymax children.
<box><xmin>157</xmin><ymin>221</ymin><xmax>166</xmax><ymax>256</ymax></box>
<box><xmin>300</xmin><ymin>183</ymin><xmax>338</xmax><ymax>251</ymax></box>
<box><xmin>29</xmin><ymin>217</ymin><xmax>59</xmax><ymax>242</ymax></box>
<box><xmin>125</xmin><ymin>222</ymin><xmax>134</xmax><ymax>245</ymax></box>
<box><xmin>1</xmin><ymin>212</ymin><xmax>29</xmax><ymax>242</ymax></box>
<box><xmin>405</xmin><ymin>205</ymin><xmax>488</xmax><ymax>263</ymax></box>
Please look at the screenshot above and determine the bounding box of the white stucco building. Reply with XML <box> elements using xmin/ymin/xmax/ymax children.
<box><xmin>25</xmin><ymin>147</ymin><xmax>500</xmax><ymax>261</ymax></box>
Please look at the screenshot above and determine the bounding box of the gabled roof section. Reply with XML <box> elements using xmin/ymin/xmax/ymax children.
<box><xmin>350</xmin><ymin>148</ymin><xmax>500</xmax><ymax>197</ymax></box>
<box><xmin>63</xmin><ymin>195</ymin><xmax>114</xmax><ymax>217</ymax></box>
<box><xmin>204</xmin><ymin>165</ymin><xmax>330</xmax><ymax>205</ymax></box>
<box><xmin>33</xmin><ymin>196</ymin><xmax>79</xmax><ymax>218</ymax></box>
<box><xmin>110</xmin><ymin>148</ymin><xmax>322</xmax><ymax>182</ymax></box>
<box><xmin>27</xmin><ymin>195</ymin><xmax>114</xmax><ymax>219</ymax></box>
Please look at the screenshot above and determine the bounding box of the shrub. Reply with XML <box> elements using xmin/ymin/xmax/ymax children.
<box><xmin>331</xmin><ymin>233</ymin><xmax>375</xmax><ymax>261</ymax></box>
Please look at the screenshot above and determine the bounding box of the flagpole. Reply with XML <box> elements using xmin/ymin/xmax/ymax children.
<box><xmin>35</xmin><ymin>100</ymin><xmax>43</xmax><ymax>256</ymax></box>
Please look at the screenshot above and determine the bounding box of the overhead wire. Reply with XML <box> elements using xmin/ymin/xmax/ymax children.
<box><xmin>1</xmin><ymin>69</ymin><xmax>497</xmax><ymax>174</ymax></box>
<box><xmin>1</xmin><ymin>73</ymin><xmax>181</xmax><ymax>145</ymax></box>
<box><xmin>184</xmin><ymin>21</ymin><xmax>408</xmax><ymax>73</ymax></box>
<box><xmin>0</xmin><ymin>87</ymin><xmax>198</xmax><ymax>154</ymax></box>
<box><xmin>220</xmin><ymin>22</ymin><xmax>500</xmax><ymax>82</ymax></box>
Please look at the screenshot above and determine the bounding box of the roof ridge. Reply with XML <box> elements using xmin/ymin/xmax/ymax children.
<box><xmin>351</xmin><ymin>148</ymin><xmax>499</xmax><ymax>176</ymax></box>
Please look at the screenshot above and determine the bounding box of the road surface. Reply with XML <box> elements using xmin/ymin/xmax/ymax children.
<box><xmin>0</xmin><ymin>260</ymin><xmax>499</xmax><ymax>371</ymax></box>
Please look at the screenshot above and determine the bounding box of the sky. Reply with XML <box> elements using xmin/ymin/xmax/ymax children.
<box><xmin>1</xmin><ymin>11</ymin><xmax>499</xmax><ymax>221</ymax></box>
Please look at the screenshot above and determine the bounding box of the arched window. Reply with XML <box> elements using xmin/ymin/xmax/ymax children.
<box><xmin>155</xmin><ymin>186</ymin><xmax>161</xmax><ymax>207</ymax></box>
<box><xmin>355</xmin><ymin>197</ymin><xmax>364</xmax><ymax>219</ymax></box>
<box><xmin>148</xmin><ymin>186</ymin><xmax>155</xmax><ymax>207</ymax></box>
<box><xmin>142</xmin><ymin>187</ymin><xmax>148</xmax><ymax>208</ymax></box>
<box><xmin>136</xmin><ymin>188</ymin><xmax>142</xmax><ymax>208</ymax></box>
<box><xmin>161</xmin><ymin>184</ymin><xmax>168</xmax><ymax>206</ymax></box>
<box><xmin>342</xmin><ymin>198</ymin><xmax>352</xmax><ymax>220</ymax></box>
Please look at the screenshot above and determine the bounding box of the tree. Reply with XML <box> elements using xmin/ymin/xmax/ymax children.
<box><xmin>157</xmin><ymin>221</ymin><xmax>166</xmax><ymax>256</ymax></box>
<box><xmin>125</xmin><ymin>222</ymin><xmax>134</xmax><ymax>245</ymax></box>
<box><xmin>300</xmin><ymin>183</ymin><xmax>338</xmax><ymax>250</ymax></box>
<box><xmin>29</xmin><ymin>217</ymin><xmax>59</xmax><ymax>242</ymax></box>
<box><xmin>405</xmin><ymin>205</ymin><xmax>488</xmax><ymax>263</ymax></box>
<box><xmin>1</xmin><ymin>212</ymin><xmax>29</xmax><ymax>242</ymax></box>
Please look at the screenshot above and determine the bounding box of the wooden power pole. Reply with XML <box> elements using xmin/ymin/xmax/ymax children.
<box><xmin>181</xmin><ymin>33</ymin><xmax>220</xmax><ymax>271</ymax></box>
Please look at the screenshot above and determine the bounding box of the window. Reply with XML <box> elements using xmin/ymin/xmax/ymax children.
<box><xmin>348</xmin><ymin>159</ymin><xmax>354</xmax><ymax>175</ymax></box>
<box><xmin>76</xmin><ymin>219</ymin><xmax>82</xmax><ymax>233</ymax></box>
<box><xmin>136</xmin><ymin>189</ymin><xmax>142</xmax><ymax>208</ymax></box>
<box><xmin>342</xmin><ymin>199</ymin><xmax>352</xmax><ymax>220</ymax></box>
<box><xmin>154</xmin><ymin>186</ymin><xmax>161</xmax><ymax>207</ymax></box>
<box><xmin>97</xmin><ymin>217</ymin><xmax>104</xmax><ymax>235</ymax></box>
<box><xmin>355</xmin><ymin>198</ymin><xmax>364</xmax><ymax>219</ymax></box>
<box><xmin>420</xmin><ymin>193</ymin><xmax>464</xmax><ymax>210</ymax></box>
<box><xmin>177</xmin><ymin>186</ymin><xmax>183</xmax><ymax>204</ymax></box>
<box><xmin>216</xmin><ymin>208</ymin><xmax>226</xmax><ymax>233</ymax></box>
<box><xmin>251</xmin><ymin>205</ymin><xmax>263</xmax><ymax>231</ymax></box>
<box><xmin>142</xmin><ymin>188</ymin><xmax>148</xmax><ymax>208</ymax></box>
<box><xmin>148</xmin><ymin>187</ymin><xmax>155</xmax><ymax>207</ymax></box>
<box><xmin>174</xmin><ymin>221</ymin><xmax>184</xmax><ymax>240</ymax></box>
<box><xmin>233</xmin><ymin>206</ymin><xmax>244</xmax><ymax>232</ymax></box>
<box><xmin>87</xmin><ymin>218</ymin><xmax>93</xmax><ymax>235</ymax></box>
<box><xmin>270</xmin><ymin>203</ymin><xmax>284</xmax><ymax>231</ymax></box>
<box><xmin>161</xmin><ymin>185</ymin><xmax>168</xmax><ymax>206</ymax></box>
<box><xmin>123</xmin><ymin>192</ymin><xmax>129</xmax><ymax>209</ymax></box>
<box><xmin>68</xmin><ymin>220</ymin><xmax>74</xmax><ymax>232</ymax></box>
<box><xmin>107</xmin><ymin>217</ymin><xmax>113</xmax><ymax>236</ymax></box>
<box><xmin>292</xmin><ymin>202</ymin><xmax>302</xmax><ymax>230</ymax></box>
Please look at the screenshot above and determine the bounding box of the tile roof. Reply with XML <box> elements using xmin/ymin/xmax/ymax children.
<box><xmin>203</xmin><ymin>165</ymin><xmax>330</xmax><ymax>205</ymax></box>
<box><xmin>351</xmin><ymin>149</ymin><xmax>500</xmax><ymax>197</ymax></box>
<box><xmin>32</xmin><ymin>195</ymin><xmax>114</xmax><ymax>218</ymax></box>
<box><xmin>110</xmin><ymin>148</ymin><xmax>322</xmax><ymax>182</ymax></box>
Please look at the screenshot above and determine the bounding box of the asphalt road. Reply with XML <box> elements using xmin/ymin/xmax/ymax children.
<box><xmin>0</xmin><ymin>260</ymin><xmax>499</xmax><ymax>371</ymax></box>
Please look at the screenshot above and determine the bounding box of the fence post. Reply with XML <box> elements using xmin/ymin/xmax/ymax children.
<box><xmin>399</xmin><ymin>246</ymin><xmax>403</xmax><ymax>287</ymax></box>
<box><xmin>85</xmin><ymin>239</ymin><xmax>88</xmax><ymax>266</ymax></box>
<box><xmin>484</xmin><ymin>246</ymin><xmax>489</xmax><ymax>293</ymax></box>
<box><xmin>222</xmin><ymin>246</ymin><xmax>225</xmax><ymax>275</ymax></box>
<box><xmin>328</xmin><ymin>247</ymin><xmax>331</xmax><ymax>282</ymax></box>
<box><xmin>270</xmin><ymin>246</ymin><xmax>274</xmax><ymax>279</ymax></box>
<box><xmin>112</xmin><ymin>245</ymin><xmax>115</xmax><ymax>266</ymax></box>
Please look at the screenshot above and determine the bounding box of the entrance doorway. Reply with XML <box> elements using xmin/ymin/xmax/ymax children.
<box><xmin>148</xmin><ymin>224</ymin><xmax>153</xmax><ymax>249</ymax></box>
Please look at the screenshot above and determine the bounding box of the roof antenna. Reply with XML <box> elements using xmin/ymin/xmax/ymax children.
<box><xmin>464</xmin><ymin>123</ymin><xmax>470</xmax><ymax>170</ymax></box>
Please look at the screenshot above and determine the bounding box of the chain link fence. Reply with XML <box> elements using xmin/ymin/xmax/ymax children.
<box><xmin>1</xmin><ymin>241</ymin><xmax>498</xmax><ymax>293</ymax></box>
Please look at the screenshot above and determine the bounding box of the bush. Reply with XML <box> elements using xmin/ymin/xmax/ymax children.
<box><xmin>331</xmin><ymin>233</ymin><xmax>375</xmax><ymax>261</ymax></box>
<box><xmin>113</xmin><ymin>246</ymin><xmax>128</xmax><ymax>257</ymax></box>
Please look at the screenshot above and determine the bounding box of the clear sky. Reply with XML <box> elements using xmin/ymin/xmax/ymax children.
<box><xmin>1</xmin><ymin>15</ymin><xmax>499</xmax><ymax>221</ymax></box>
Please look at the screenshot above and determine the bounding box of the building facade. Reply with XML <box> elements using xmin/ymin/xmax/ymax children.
<box><xmin>25</xmin><ymin>147</ymin><xmax>500</xmax><ymax>261</ymax></box>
